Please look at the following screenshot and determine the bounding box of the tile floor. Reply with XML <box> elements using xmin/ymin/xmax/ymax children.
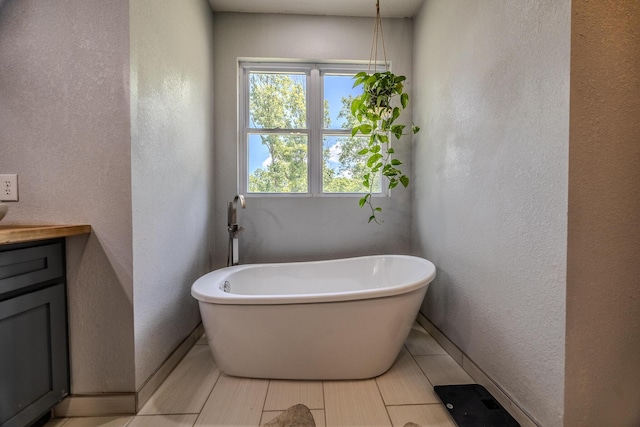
<box><xmin>46</xmin><ymin>323</ymin><xmax>475</xmax><ymax>427</ymax></box>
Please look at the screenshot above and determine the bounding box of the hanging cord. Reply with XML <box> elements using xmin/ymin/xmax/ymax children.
<box><xmin>368</xmin><ymin>0</ymin><xmax>388</xmax><ymax>73</ymax></box>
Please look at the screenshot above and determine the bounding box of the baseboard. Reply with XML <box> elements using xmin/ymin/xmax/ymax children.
<box><xmin>53</xmin><ymin>393</ymin><xmax>136</xmax><ymax>417</ymax></box>
<box><xmin>54</xmin><ymin>323</ymin><xmax>205</xmax><ymax>417</ymax></box>
<box><xmin>416</xmin><ymin>312</ymin><xmax>540</xmax><ymax>427</ymax></box>
<box><xmin>136</xmin><ymin>323</ymin><xmax>205</xmax><ymax>411</ymax></box>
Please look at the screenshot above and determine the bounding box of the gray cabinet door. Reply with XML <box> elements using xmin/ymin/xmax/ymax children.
<box><xmin>0</xmin><ymin>283</ymin><xmax>69</xmax><ymax>427</ymax></box>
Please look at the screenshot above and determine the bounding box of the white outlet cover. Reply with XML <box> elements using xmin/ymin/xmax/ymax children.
<box><xmin>0</xmin><ymin>174</ymin><xmax>18</xmax><ymax>202</ymax></box>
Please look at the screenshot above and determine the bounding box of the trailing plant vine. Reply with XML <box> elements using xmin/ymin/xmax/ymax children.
<box><xmin>351</xmin><ymin>70</ymin><xmax>419</xmax><ymax>224</ymax></box>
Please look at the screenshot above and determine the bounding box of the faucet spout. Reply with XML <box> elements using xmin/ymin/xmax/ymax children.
<box><xmin>228</xmin><ymin>194</ymin><xmax>246</xmax><ymax>226</ymax></box>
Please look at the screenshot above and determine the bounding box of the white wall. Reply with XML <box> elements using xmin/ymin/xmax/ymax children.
<box><xmin>212</xmin><ymin>13</ymin><xmax>414</xmax><ymax>267</ymax></box>
<box><xmin>0</xmin><ymin>0</ymin><xmax>135</xmax><ymax>392</ymax></box>
<box><xmin>129</xmin><ymin>0</ymin><xmax>215</xmax><ymax>388</ymax></box>
<box><xmin>412</xmin><ymin>1</ymin><xmax>570</xmax><ymax>426</ymax></box>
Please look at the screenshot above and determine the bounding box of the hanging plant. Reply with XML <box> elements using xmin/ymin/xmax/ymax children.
<box><xmin>350</xmin><ymin>1</ymin><xmax>419</xmax><ymax>224</ymax></box>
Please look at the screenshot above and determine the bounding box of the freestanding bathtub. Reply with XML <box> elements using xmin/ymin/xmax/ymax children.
<box><xmin>191</xmin><ymin>255</ymin><xmax>436</xmax><ymax>380</ymax></box>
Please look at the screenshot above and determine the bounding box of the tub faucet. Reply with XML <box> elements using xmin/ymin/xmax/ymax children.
<box><xmin>227</xmin><ymin>194</ymin><xmax>246</xmax><ymax>266</ymax></box>
<box><xmin>228</xmin><ymin>194</ymin><xmax>246</xmax><ymax>227</ymax></box>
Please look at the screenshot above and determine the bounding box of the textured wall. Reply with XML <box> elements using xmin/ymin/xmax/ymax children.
<box><xmin>130</xmin><ymin>0</ymin><xmax>215</xmax><ymax>388</ymax></box>
<box><xmin>565</xmin><ymin>1</ymin><xmax>640</xmax><ymax>425</ymax></box>
<box><xmin>0</xmin><ymin>0</ymin><xmax>135</xmax><ymax>392</ymax></box>
<box><xmin>412</xmin><ymin>1</ymin><xmax>570</xmax><ymax>425</ymax></box>
<box><xmin>212</xmin><ymin>13</ymin><xmax>414</xmax><ymax>268</ymax></box>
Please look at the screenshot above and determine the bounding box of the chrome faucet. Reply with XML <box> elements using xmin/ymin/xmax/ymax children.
<box><xmin>227</xmin><ymin>194</ymin><xmax>246</xmax><ymax>266</ymax></box>
<box><xmin>227</xmin><ymin>194</ymin><xmax>246</xmax><ymax>227</ymax></box>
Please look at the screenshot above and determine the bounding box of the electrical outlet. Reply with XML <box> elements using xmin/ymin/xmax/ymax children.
<box><xmin>0</xmin><ymin>174</ymin><xmax>18</xmax><ymax>202</ymax></box>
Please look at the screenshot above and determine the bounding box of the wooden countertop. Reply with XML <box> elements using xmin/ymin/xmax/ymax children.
<box><xmin>0</xmin><ymin>224</ymin><xmax>91</xmax><ymax>245</ymax></box>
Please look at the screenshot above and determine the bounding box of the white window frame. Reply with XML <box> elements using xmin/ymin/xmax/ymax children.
<box><xmin>238</xmin><ymin>60</ymin><xmax>388</xmax><ymax>197</ymax></box>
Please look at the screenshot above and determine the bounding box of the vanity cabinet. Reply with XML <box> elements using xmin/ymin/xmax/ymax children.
<box><xmin>0</xmin><ymin>239</ymin><xmax>69</xmax><ymax>427</ymax></box>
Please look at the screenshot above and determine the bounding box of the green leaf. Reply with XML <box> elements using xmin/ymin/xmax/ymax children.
<box><xmin>368</xmin><ymin>215</ymin><xmax>376</xmax><ymax>223</ymax></box>
<box><xmin>375</xmin><ymin>207</ymin><xmax>382</xmax><ymax>212</ymax></box>
<box><xmin>358</xmin><ymin>148</ymin><xmax>369</xmax><ymax>155</ymax></box>
<box><xmin>352</xmin><ymin>72</ymin><xmax>367</xmax><ymax>88</ymax></box>
<box><xmin>391</xmin><ymin>124</ymin><xmax>405</xmax><ymax>140</ymax></box>
<box><xmin>412</xmin><ymin>125</ymin><xmax>420</xmax><ymax>134</ymax></box>
<box><xmin>389</xmin><ymin>180</ymin><xmax>399</xmax><ymax>189</ymax></box>
<box><xmin>359</xmin><ymin>197</ymin><xmax>367</xmax><ymax>208</ymax></box>
<box><xmin>392</xmin><ymin>107</ymin><xmax>401</xmax><ymax>121</ymax></box>
<box><xmin>370</xmin><ymin>145</ymin><xmax>381</xmax><ymax>153</ymax></box>
<box><xmin>350</xmin><ymin>98</ymin><xmax>362</xmax><ymax>116</ymax></box>
<box><xmin>387</xmin><ymin>147</ymin><xmax>395</xmax><ymax>154</ymax></box>
<box><xmin>359</xmin><ymin>124</ymin><xmax>372</xmax><ymax>134</ymax></box>
<box><xmin>400</xmin><ymin>175</ymin><xmax>410</xmax><ymax>188</ymax></box>
<box><xmin>401</xmin><ymin>93</ymin><xmax>409</xmax><ymax>109</ymax></box>
<box><xmin>367</xmin><ymin>153</ymin><xmax>383</xmax><ymax>167</ymax></box>
<box><xmin>391</xmin><ymin>158</ymin><xmax>402</xmax><ymax>166</ymax></box>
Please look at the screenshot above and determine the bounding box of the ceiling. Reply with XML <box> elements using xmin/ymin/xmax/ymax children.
<box><xmin>208</xmin><ymin>0</ymin><xmax>425</xmax><ymax>18</ymax></box>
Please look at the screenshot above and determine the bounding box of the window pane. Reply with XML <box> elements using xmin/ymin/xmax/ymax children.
<box><xmin>248</xmin><ymin>133</ymin><xmax>308</xmax><ymax>193</ymax></box>
<box><xmin>323</xmin><ymin>135</ymin><xmax>381</xmax><ymax>193</ymax></box>
<box><xmin>323</xmin><ymin>74</ymin><xmax>364</xmax><ymax>130</ymax></box>
<box><xmin>249</xmin><ymin>73</ymin><xmax>307</xmax><ymax>129</ymax></box>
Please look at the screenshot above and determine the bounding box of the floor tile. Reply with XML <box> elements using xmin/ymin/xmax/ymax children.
<box><xmin>61</xmin><ymin>417</ymin><xmax>133</xmax><ymax>427</ymax></box>
<box><xmin>417</xmin><ymin>316</ymin><xmax>464</xmax><ymax>365</ymax></box>
<box><xmin>404</xmin><ymin>324</ymin><xmax>448</xmax><ymax>356</ymax></box>
<box><xmin>376</xmin><ymin>347</ymin><xmax>441</xmax><ymax>405</ymax></box>
<box><xmin>310</xmin><ymin>409</ymin><xmax>326</xmax><ymax>427</ymax></box>
<box><xmin>195</xmin><ymin>374</ymin><xmax>269</xmax><ymax>426</ymax></box>
<box><xmin>139</xmin><ymin>345</ymin><xmax>220</xmax><ymax>415</ymax></box>
<box><xmin>415</xmin><ymin>355</ymin><xmax>474</xmax><ymax>386</ymax></box>
<box><xmin>260</xmin><ymin>409</ymin><xmax>325</xmax><ymax>426</ymax></box>
<box><xmin>387</xmin><ymin>404</ymin><xmax>456</xmax><ymax>427</ymax></box>
<box><xmin>126</xmin><ymin>414</ymin><xmax>198</xmax><ymax>427</ymax></box>
<box><xmin>323</xmin><ymin>379</ymin><xmax>391</xmax><ymax>427</ymax></box>
<box><xmin>264</xmin><ymin>380</ymin><xmax>324</xmax><ymax>410</ymax></box>
<box><xmin>44</xmin><ymin>419</ymin><xmax>69</xmax><ymax>427</ymax></box>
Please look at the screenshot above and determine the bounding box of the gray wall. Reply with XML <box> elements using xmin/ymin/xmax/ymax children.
<box><xmin>1</xmin><ymin>0</ymin><xmax>215</xmax><ymax>394</ymax></box>
<box><xmin>411</xmin><ymin>1</ymin><xmax>570</xmax><ymax>426</ymax></box>
<box><xmin>130</xmin><ymin>0</ymin><xmax>215</xmax><ymax>388</ymax></box>
<box><xmin>0</xmin><ymin>0</ymin><xmax>135</xmax><ymax>393</ymax></box>
<box><xmin>212</xmin><ymin>13</ymin><xmax>415</xmax><ymax>268</ymax></box>
<box><xmin>565</xmin><ymin>0</ymin><xmax>640</xmax><ymax>424</ymax></box>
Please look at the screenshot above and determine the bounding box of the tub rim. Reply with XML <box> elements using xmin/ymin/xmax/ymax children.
<box><xmin>191</xmin><ymin>254</ymin><xmax>436</xmax><ymax>305</ymax></box>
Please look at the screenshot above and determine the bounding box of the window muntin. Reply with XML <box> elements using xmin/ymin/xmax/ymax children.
<box><xmin>240</xmin><ymin>62</ymin><xmax>385</xmax><ymax>196</ymax></box>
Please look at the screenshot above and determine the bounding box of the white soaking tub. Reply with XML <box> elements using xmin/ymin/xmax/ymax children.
<box><xmin>191</xmin><ymin>255</ymin><xmax>436</xmax><ymax>380</ymax></box>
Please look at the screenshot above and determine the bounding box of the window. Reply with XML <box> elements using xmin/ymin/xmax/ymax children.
<box><xmin>239</xmin><ymin>62</ymin><xmax>383</xmax><ymax>195</ymax></box>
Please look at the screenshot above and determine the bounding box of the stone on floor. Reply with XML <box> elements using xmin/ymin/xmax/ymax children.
<box><xmin>262</xmin><ymin>403</ymin><xmax>316</xmax><ymax>427</ymax></box>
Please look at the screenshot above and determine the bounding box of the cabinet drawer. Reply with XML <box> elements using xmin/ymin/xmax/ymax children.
<box><xmin>0</xmin><ymin>242</ymin><xmax>64</xmax><ymax>296</ymax></box>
